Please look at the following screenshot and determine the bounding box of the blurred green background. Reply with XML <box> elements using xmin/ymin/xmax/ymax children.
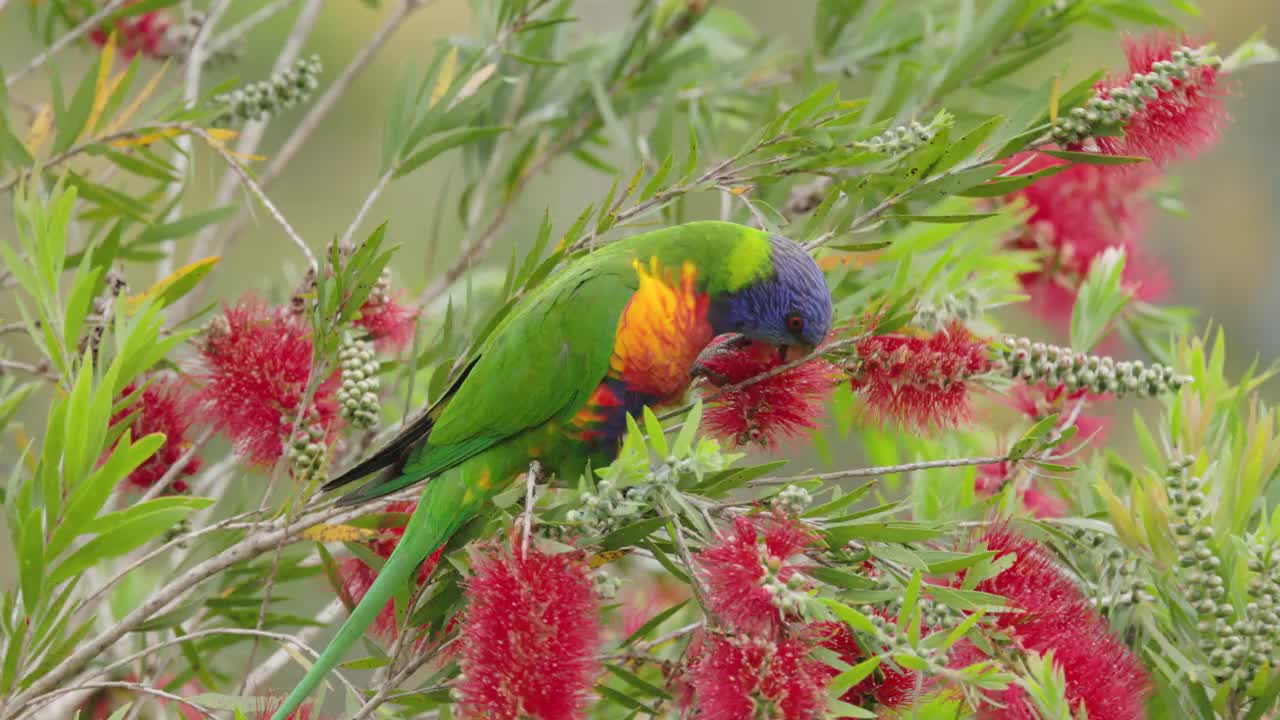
<box><xmin>4</xmin><ymin>0</ymin><xmax>1277</xmax><ymax>375</ymax></box>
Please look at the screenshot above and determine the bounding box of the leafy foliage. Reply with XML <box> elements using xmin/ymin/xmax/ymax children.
<box><xmin>0</xmin><ymin>1</ymin><xmax>1277</xmax><ymax>719</ymax></box>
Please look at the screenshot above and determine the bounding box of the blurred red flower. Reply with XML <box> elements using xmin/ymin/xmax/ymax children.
<box><xmin>851</xmin><ymin>323</ymin><xmax>991</xmax><ymax>430</ymax></box>
<box><xmin>356</xmin><ymin>294</ymin><xmax>418</xmax><ymax>354</ymax></box>
<box><xmin>108</xmin><ymin>375</ymin><xmax>203</xmax><ymax>493</ymax></box>
<box><xmin>88</xmin><ymin>1</ymin><xmax>172</xmax><ymax>60</ymax></box>
<box><xmin>457</xmin><ymin>541</ymin><xmax>600</xmax><ymax>720</ymax></box>
<box><xmin>813</xmin><ymin>620</ymin><xmax>921</xmax><ymax>711</ymax></box>
<box><xmin>194</xmin><ymin>295</ymin><xmax>340</xmax><ymax>466</ymax></box>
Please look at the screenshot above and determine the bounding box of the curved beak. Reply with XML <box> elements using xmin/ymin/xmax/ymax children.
<box><xmin>780</xmin><ymin>343</ymin><xmax>816</xmax><ymax>364</ymax></box>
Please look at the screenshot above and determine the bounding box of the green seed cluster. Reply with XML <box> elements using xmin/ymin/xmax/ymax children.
<box><xmin>1052</xmin><ymin>46</ymin><xmax>1219</xmax><ymax>146</ymax></box>
<box><xmin>996</xmin><ymin>337</ymin><xmax>1191</xmax><ymax>398</ymax></box>
<box><xmin>1166</xmin><ymin>458</ymin><xmax>1251</xmax><ymax>686</ymax></box>
<box><xmin>337</xmin><ymin>332</ymin><xmax>381</xmax><ymax>429</ymax></box>
<box><xmin>565</xmin><ymin>477</ymin><xmax>648</xmax><ymax>535</ymax></box>
<box><xmin>862</xmin><ymin>121</ymin><xmax>936</xmax><ymax>155</ymax></box>
<box><xmin>761</xmin><ymin>551</ymin><xmax>809</xmax><ymax>614</ymax></box>
<box><xmin>592</xmin><ymin>571</ymin><xmax>622</xmax><ymax>600</ymax></box>
<box><xmin>1091</xmin><ymin>547</ymin><xmax>1150</xmax><ymax>613</ymax></box>
<box><xmin>772</xmin><ymin>485</ymin><xmax>812</xmax><ymax>516</ymax></box>
<box><xmin>212</xmin><ymin>55</ymin><xmax>322</xmax><ymax>126</ymax></box>
<box><xmin>287</xmin><ymin>418</ymin><xmax>328</xmax><ymax>484</ymax></box>
<box><xmin>914</xmin><ymin>290</ymin><xmax>982</xmax><ymax>332</ymax></box>
<box><xmin>867</xmin><ymin>613</ymin><xmax>948</xmax><ymax>674</ymax></box>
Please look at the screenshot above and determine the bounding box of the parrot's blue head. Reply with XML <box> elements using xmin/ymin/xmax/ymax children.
<box><xmin>708</xmin><ymin>234</ymin><xmax>833</xmax><ymax>355</ymax></box>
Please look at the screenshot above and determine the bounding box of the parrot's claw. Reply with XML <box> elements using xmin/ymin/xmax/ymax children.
<box><xmin>690</xmin><ymin>333</ymin><xmax>751</xmax><ymax>385</ymax></box>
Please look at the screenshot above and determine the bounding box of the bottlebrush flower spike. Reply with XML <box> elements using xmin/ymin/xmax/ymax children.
<box><xmin>850</xmin><ymin>323</ymin><xmax>991</xmax><ymax>430</ymax></box>
<box><xmin>955</xmin><ymin>528</ymin><xmax>1151</xmax><ymax>720</ymax></box>
<box><xmin>88</xmin><ymin>1</ymin><xmax>172</xmax><ymax>60</ymax></box>
<box><xmin>355</xmin><ymin>270</ymin><xmax>418</xmax><ymax>353</ymax></box>
<box><xmin>685</xmin><ymin>632</ymin><xmax>829</xmax><ymax>720</ymax></box>
<box><xmin>696</xmin><ymin>514</ymin><xmax>816</xmax><ymax>634</ymax></box>
<box><xmin>194</xmin><ymin>295</ymin><xmax>340</xmax><ymax>467</ymax></box>
<box><xmin>695</xmin><ymin>335</ymin><xmax>841</xmax><ymax>448</ymax></box>
<box><xmin>457</xmin><ymin>541</ymin><xmax>600</xmax><ymax>720</ymax></box>
<box><xmin>253</xmin><ymin>699</ymin><xmax>325</xmax><ymax>720</ymax></box>
<box><xmin>1095</xmin><ymin>36</ymin><xmax>1228</xmax><ymax>166</ymax></box>
<box><xmin>974</xmin><ymin>463</ymin><xmax>1066</xmax><ymax>519</ymax></box>
<box><xmin>812</xmin><ymin>620</ymin><xmax>919</xmax><ymax>710</ymax></box>
<box><xmin>108</xmin><ymin>376</ymin><xmax>203</xmax><ymax>493</ymax></box>
<box><xmin>338</xmin><ymin>501</ymin><xmax>444</xmax><ymax>641</ymax></box>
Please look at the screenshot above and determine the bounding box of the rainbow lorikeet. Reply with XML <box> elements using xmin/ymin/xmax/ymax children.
<box><xmin>271</xmin><ymin>220</ymin><xmax>832</xmax><ymax>719</ymax></box>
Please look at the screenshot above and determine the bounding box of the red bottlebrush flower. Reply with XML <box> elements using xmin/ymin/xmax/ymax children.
<box><xmin>696</xmin><ymin>514</ymin><xmax>816</xmax><ymax>634</ymax></box>
<box><xmin>696</xmin><ymin>336</ymin><xmax>841</xmax><ymax>448</ymax></box>
<box><xmin>1009</xmin><ymin>384</ymin><xmax>1111</xmax><ymax>447</ymax></box>
<box><xmin>108</xmin><ymin>376</ymin><xmax>203</xmax><ymax>493</ymax></box>
<box><xmin>812</xmin><ymin>620</ymin><xmax>920</xmax><ymax>710</ymax></box>
<box><xmin>194</xmin><ymin>295</ymin><xmax>340</xmax><ymax>466</ymax></box>
<box><xmin>457</xmin><ymin>541</ymin><xmax>601</xmax><ymax>720</ymax></box>
<box><xmin>954</xmin><ymin>529</ymin><xmax>1151</xmax><ymax>720</ymax></box>
<box><xmin>337</xmin><ymin>501</ymin><xmax>444</xmax><ymax>641</ymax></box>
<box><xmin>88</xmin><ymin>1</ymin><xmax>172</xmax><ymax>60</ymax></box>
<box><xmin>356</xmin><ymin>294</ymin><xmax>418</xmax><ymax>354</ymax></box>
<box><xmin>1096</xmin><ymin>34</ymin><xmax>1228</xmax><ymax>166</ymax></box>
<box><xmin>686</xmin><ymin>632</ymin><xmax>829</xmax><ymax>720</ymax></box>
<box><xmin>851</xmin><ymin>323</ymin><xmax>991</xmax><ymax>430</ymax></box>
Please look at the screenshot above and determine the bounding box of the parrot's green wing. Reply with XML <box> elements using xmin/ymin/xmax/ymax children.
<box><xmin>325</xmin><ymin>263</ymin><xmax>637</xmax><ymax>505</ymax></box>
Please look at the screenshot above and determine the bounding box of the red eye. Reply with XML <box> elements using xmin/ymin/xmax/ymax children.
<box><xmin>786</xmin><ymin>313</ymin><xmax>805</xmax><ymax>332</ymax></box>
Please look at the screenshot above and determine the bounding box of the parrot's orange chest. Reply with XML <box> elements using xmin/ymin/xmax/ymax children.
<box><xmin>568</xmin><ymin>257</ymin><xmax>714</xmax><ymax>447</ymax></box>
<box><xmin>609</xmin><ymin>258</ymin><xmax>714</xmax><ymax>399</ymax></box>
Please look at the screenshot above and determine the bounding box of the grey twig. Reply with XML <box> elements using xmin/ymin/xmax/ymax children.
<box><xmin>5</xmin><ymin>0</ymin><xmax>131</xmax><ymax>87</ymax></box>
<box><xmin>207</xmin><ymin>0</ymin><xmax>302</xmax><ymax>57</ymax></box>
<box><xmin>135</xmin><ymin>426</ymin><xmax>215</xmax><ymax>504</ymax></box>
<box><xmin>155</xmin><ymin>0</ymin><xmax>233</xmax><ymax>279</ymax></box>
<box><xmin>748</xmin><ymin>454</ymin><xmax>1016</xmax><ymax>488</ymax></box>
<box><xmin>521</xmin><ymin>460</ymin><xmax>543</xmax><ymax>559</ymax></box>
<box><xmin>19</xmin><ymin>682</ymin><xmax>217</xmax><ymax>720</ymax></box>
<box><xmin>202</xmin><ymin>0</ymin><xmax>430</xmax><ymax>261</ymax></box>
<box><xmin>189</xmin><ymin>127</ymin><xmax>318</xmax><ymax>273</ymax></box>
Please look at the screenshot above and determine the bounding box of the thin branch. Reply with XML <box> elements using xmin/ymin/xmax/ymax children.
<box><xmin>207</xmin><ymin>0</ymin><xmax>302</xmax><ymax>58</ymax></box>
<box><xmin>197</xmin><ymin>0</ymin><xmax>430</xmax><ymax>263</ymax></box>
<box><xmin>0</xmin><ymin>357</ymin><xmax>54</xmax><ymax>380</ymax></box>
<box><xmin>242</xmin><ymin>598</ymin><xmax>345</xmax><ymax>693</ymax></box>
<box><xmin>89</xmin><ymin>628</ymin><xmax>362</xmax><ymax>701</ymax></box>
<box><xmin>188</xmin><ymin>127</ymin><xmax>318</xmax><ymax>273</ymax></box>
<box><xmin>748</xmin><ymin>454</ymin><xmax>1015</xmax><ymax>488</ymax></box>
<box><xmin>340</xmin><ymin>165</ymin><xmax>395</xmax><ymax>247</ymax></box>
<box><xmin>5</xmin><ymin>0</ymin><xmax>132</xmax><ymax>87</ymax></box>
<box><xmin>20</xmin><ymin>682</ymin><xmax>218</xmax><ymax>720</ymax></box>
<box><xmin>135</xmin><ymin>426</ymin><xmax>215</xmax><ymax>504</ymax></box>
<box><xmin>665</xmin><ymin>511</ymin><xmax>716</xmax><ymax>624</ymax></box>
<box><xmin>521</xmin><ymin>460</ymin><xmax>542</xmax><ymax>559</ymax></box>
<box><xmin>154</xmin><ymin>0</ymin><xmax>231</xmax><ymax>280</ymax></box>
<box><xmin>0</xmin><ymin>122</ymin><xmax>194</xmax><ymax>192</ymax></box>
<box><xmin>351</xmin><ymin>636</ymin><xmax>459</xmax><ymax>720</ymax></box>
<box><xmin>6</xmin><ymin>489</ymin><xmax>419</xmax><ymax>713</ymax></box>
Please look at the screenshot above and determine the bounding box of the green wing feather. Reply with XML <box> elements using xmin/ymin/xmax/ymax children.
<box><xmin>327</xmin><ymin>263</ymin><xmax>638</xmax><ymax>505</ymax></box>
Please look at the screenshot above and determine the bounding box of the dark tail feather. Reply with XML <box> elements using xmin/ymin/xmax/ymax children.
<box><xmin>321</xmin><ymin>408</ymin><xmax>437</xmax><ymax>494</ymax></box>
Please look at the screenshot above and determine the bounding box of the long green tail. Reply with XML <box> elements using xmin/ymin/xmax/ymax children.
<box><xmin>270</xmin><ymin>478</ymin><xmax>472</xmax><ymax>720</ymax></box>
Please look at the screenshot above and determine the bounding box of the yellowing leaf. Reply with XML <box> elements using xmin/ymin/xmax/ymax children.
<box><xmin>107</xmin><ymin>61</ymin><xmax>169</xmax><ymax>134</ymax></box>
<box><xmin>431</xmin><ymin>46</ymin><xmax>459</xmax><ymax>108</ymax></box>
<box><xmin>84</xmin><ymin>31</ymin><xmax>117</xmax><ymax>138</ymax></box>
<box><xmin>204</xmin><ymin>127</ymin><xmax>240</xmax><ymax>143</ymax></box>
<box><xmin>125</xmin><ymin>256</ymin><xmax>219</xmax><ymax>313</ymax></box>
<box><xmin>301</xmin><ymin>524</ymin><xmax>380</xmax><ymax>543</ymax></box>
<box><xmin>588</xmin><ymin>549</ymin><xmax>631</xmax><ymax>568</ymax></box>
<box><xmin>1049</xmin><ymin>73</ymin><xmax>1062</xmax><ymax>126</ymax></box>
<box><xmin>1096</xmin><ymin>479</ymin><xmax>1145</xmax><ymax>551</ymax></box>
<box><xmin>454</xmin><ymin>63</ymin><xmax>497</xmax><ymax>106</ymax></box>
<box><xmin>24</xmin><ymin>104</ymin><xmax>54</xmax><ymax>155</ymax></box>
<box><xmin>113</xmin><ymin>127</ymin><xmax>182</xmax><ymax>148</ymax></box>
<box><xmin>729</xmin><ymin>185</ymin><xmax>751</xmax><ymax>195</ymax></box>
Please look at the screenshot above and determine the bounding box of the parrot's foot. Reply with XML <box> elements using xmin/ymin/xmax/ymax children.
<box><xmin>690</xmin><ymin>333</ymin><xmax>752</xmax><ymax>385</ymax></box>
